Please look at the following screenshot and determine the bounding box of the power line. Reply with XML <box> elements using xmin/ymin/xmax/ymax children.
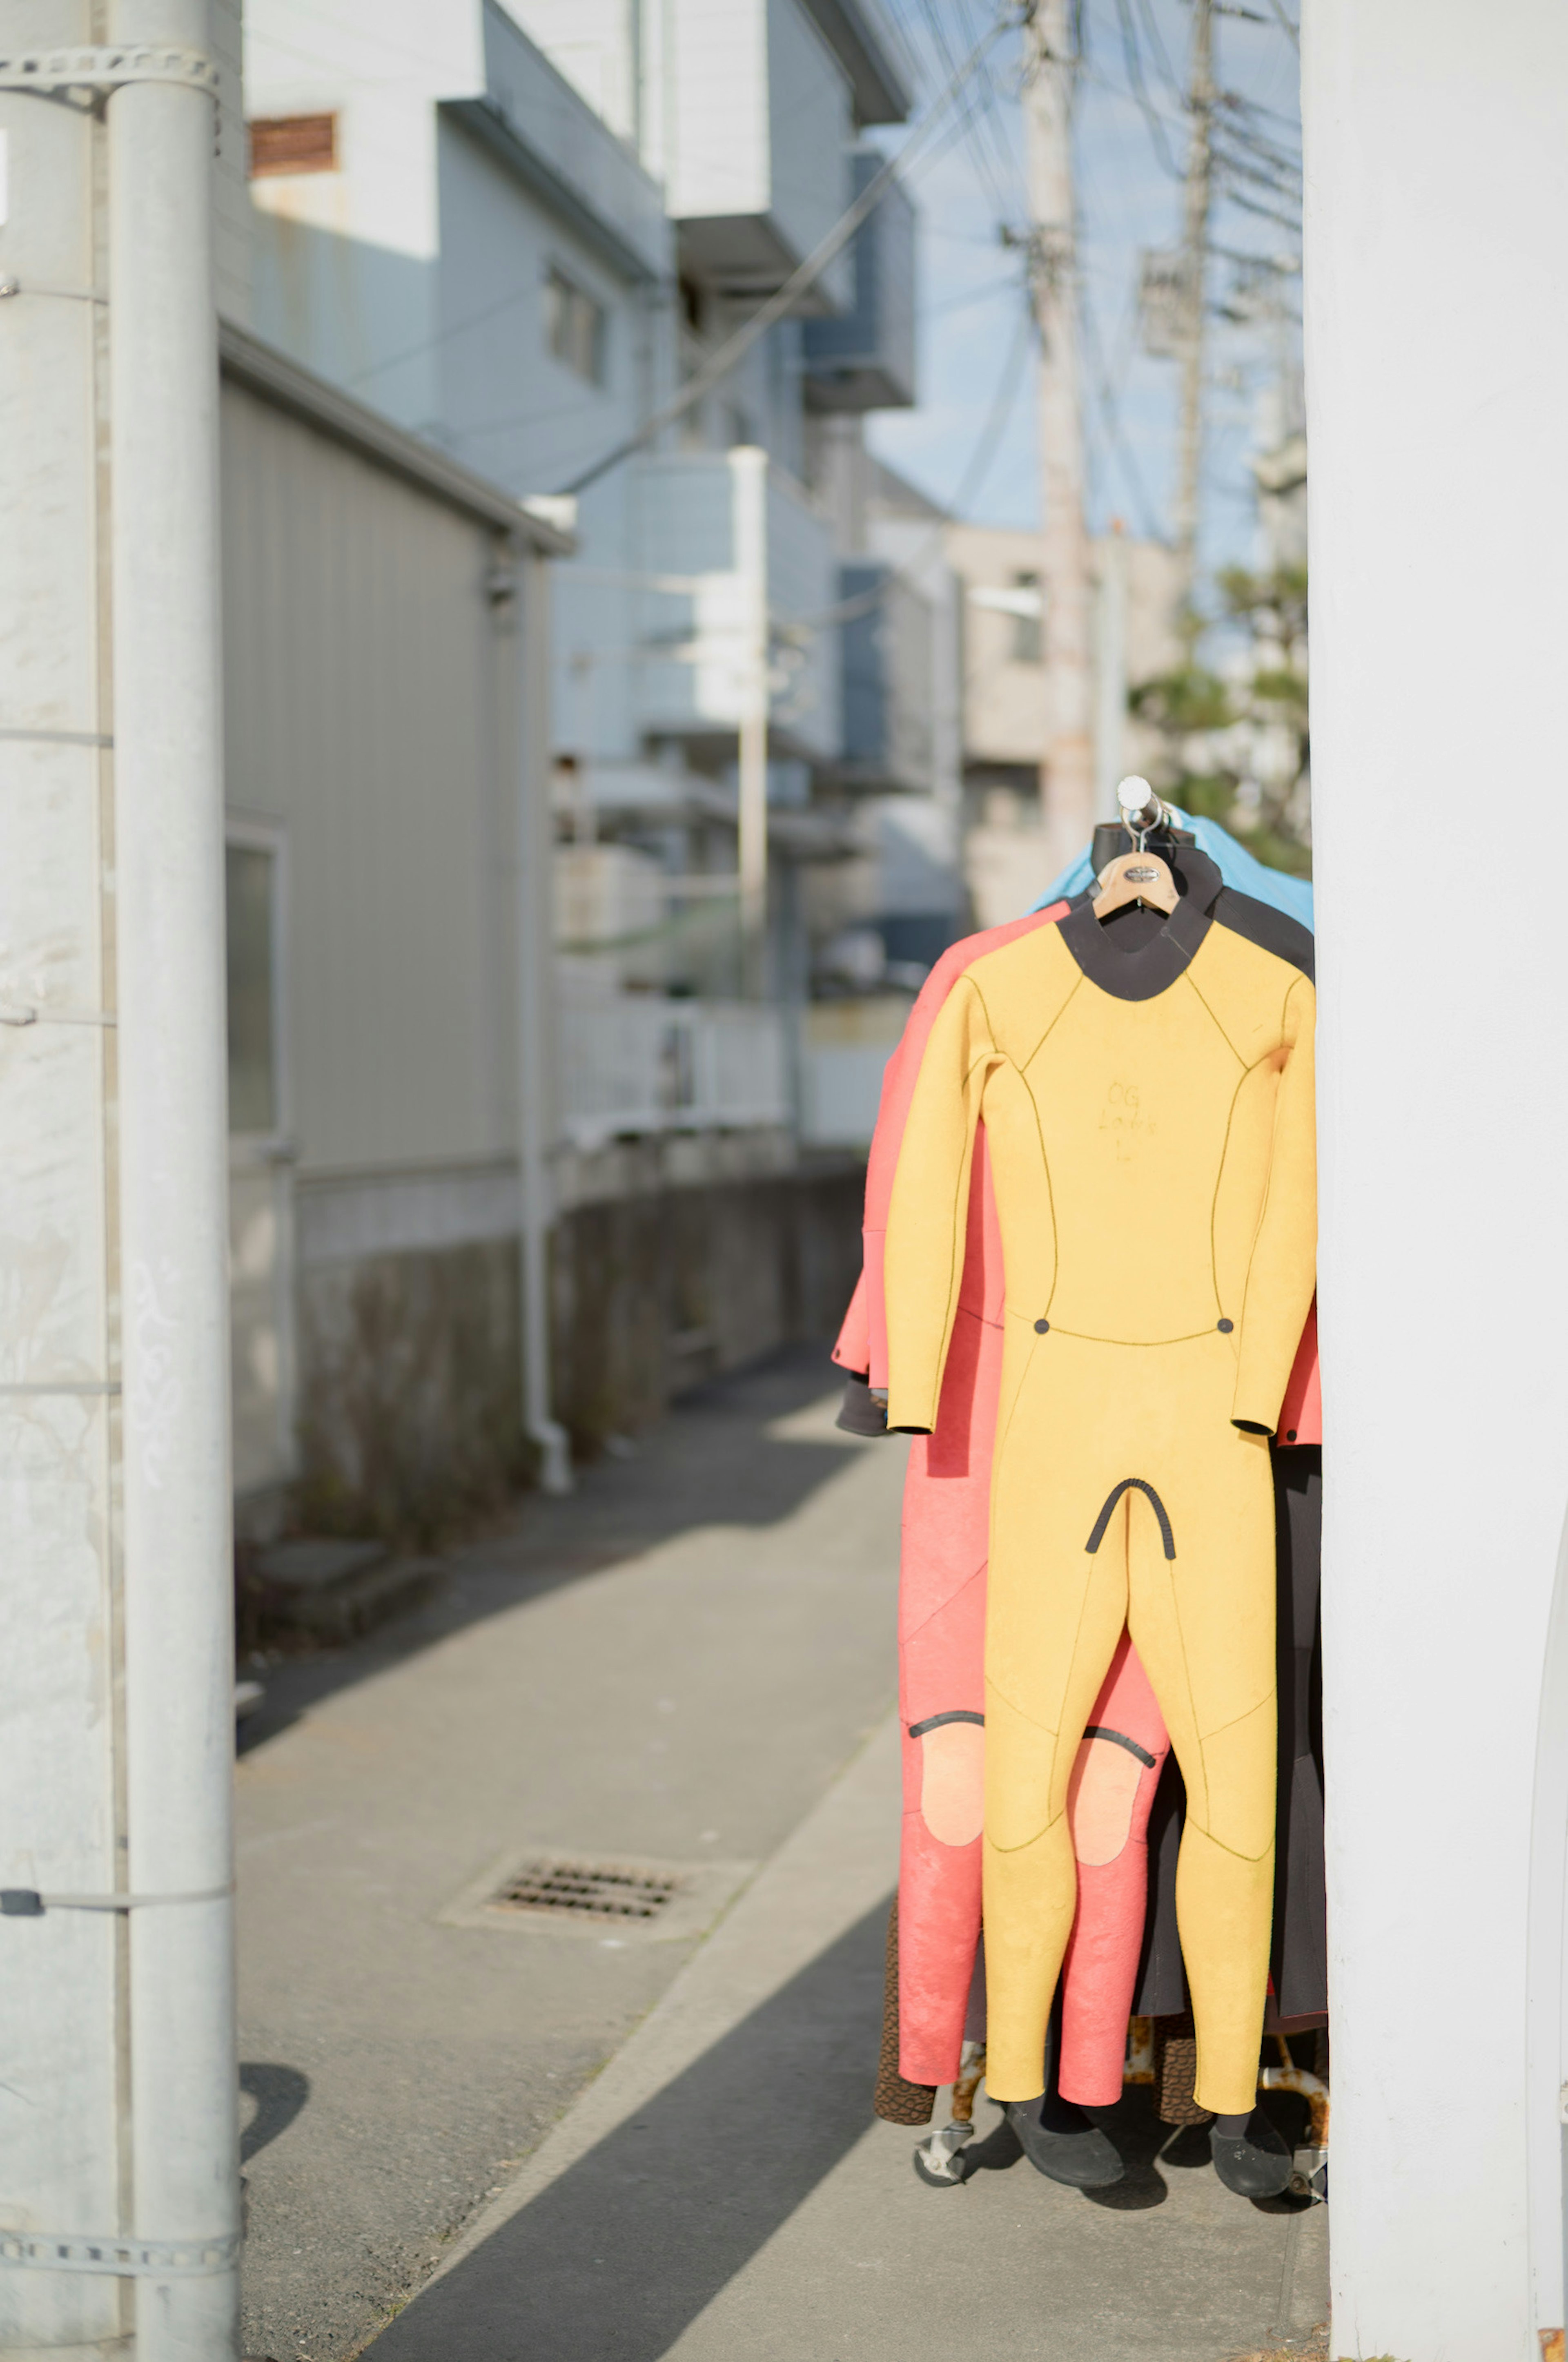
<box><xmin>558</xmin><ymin>15</ymin><xmax>1009</xmax><ymax>497</ymax></box>
<box><xmin>1219</xmin><ymin>184</ymin><xmax>1303</xmax><ymax>234</ymax></box>
<box><xmin>334</xmin><ymin>11</ymin><xmax>997</xmax><ymax>413</ymax></box>
<box><xmin>943</xmin><ymin>290</ymin><xmax>1038</xmax><ymax>517</ymax></box>
<box><xmin>926</xmin><ymin>270</ymin><xmax>1034</xmax><ymax>319</ymax></box>
<box><xmin>912</xmin><ymin>0</ymin><xmax>1022</xmax><ymax>230</ymax></box>
<box><xmin>447</xmin><ymin>98</ymin><xmax>984</xmax><ymax>466</ymax></box>
<box><xmin>1111</xmin><ymin>0</ymin><xmax>1183</xmax><ymax>178</ymax></box>
<box><xmin>1131</xmin><ymin>0</ymin><xmax>1183</xmax><ymax>96</ymax></box>
<box><xmin>798</xmin><ymin>290</ymin><xmax>1036</xmax><ymax>628</ymax></box>
<box><xmin>1074</xmin><ymin>249</ymin><xmax>1163</xmax><ymax>540</ymax></box>
<box><xmin>1214</xmin><ymin>144</ymin><xmax>1301</xmax><ymax>200</ymax></box>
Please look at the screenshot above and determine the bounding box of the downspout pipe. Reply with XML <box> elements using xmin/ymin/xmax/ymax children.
<box><xmin>109</xmin><ymin>0</ymin><xmax>241</xmax><ymax>2351</ymax></box>
<box><xmin>516</xmin><ymin>538</ymin><xmax>572</xmax><ymax>1495</ymax></box>
<box><xmin>1527</xmin><ymin>1499</ymin><xmax>1568</xmax><ymax>2346</ymax></box>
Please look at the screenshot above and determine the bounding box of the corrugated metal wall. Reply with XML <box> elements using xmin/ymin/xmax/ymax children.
<box><xmin>220</xmin><ymin>378</ymin><xmax>519</xmax><ymax>1178</ymax></box>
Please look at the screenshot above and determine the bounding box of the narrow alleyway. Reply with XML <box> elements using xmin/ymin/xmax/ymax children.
<box><xmin>237</xmin><ymin>1347</ymin><xmax>1326</xmax><ymax>2362</ymax></box>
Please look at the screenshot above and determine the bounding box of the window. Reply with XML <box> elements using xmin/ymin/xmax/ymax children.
<box><xmin>1010</xmin><ymin>571</ymin><xmax>1043</xmax><ymax>665</ymax></box>
<box><xmin>248</xmin><ymin>114</ymin><xmax>337</xmax><ymax>178</ymax></box>
<box><xmin>544</xmin><ymin>268</ymin><xmax>606</xmax><ymax>385</ymax></box>
<box><xmin>226</xmin><ymin>841</ymin><xmax>279</xmax><ymax>1136</ymax></box>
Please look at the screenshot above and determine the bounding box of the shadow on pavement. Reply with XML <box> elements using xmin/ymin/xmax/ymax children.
<box><xmin>364</xmin><ymin>1897</ymin><xmax>889</xmax><ymax>2362</ymax></box>
<box><xmin>1082</xmin><ymin>2089</ymin><xmax>1176</xmax><ymax>2210</ymax></box>
<box><xmin>241</xmin><ymin>1342</ymin><xmax>862</xmax><ymax>1754</ymax></box>
<box><xmin>239</xmin><ymin>2062</ymin><xmax>311</xmax><ymax>2165</ymax></box>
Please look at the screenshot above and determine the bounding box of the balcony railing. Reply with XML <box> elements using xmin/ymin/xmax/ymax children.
<box><xmin>616</xmin><ymin>451</ymin><xmax>841</xmax><ymax>761</ymax></box>
<box><xmin>557</xmin><ymin>985</ymin><xmax>792</xmax><ymax>1152</ymax></box>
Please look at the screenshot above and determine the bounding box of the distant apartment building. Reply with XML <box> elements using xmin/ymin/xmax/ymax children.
<box><xmin>867</xmin><ymin>464</ymin><xmax>1184</xmax><ymax>929</ymax></box>
<box><xmin>216</xmin><ymin>0</ymin><xmax>946</xmax><ymax>1521</ymax></box>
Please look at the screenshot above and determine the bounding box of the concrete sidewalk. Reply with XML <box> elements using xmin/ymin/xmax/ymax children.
<box><xmin>238</xmin><ymin>1346</ymin><xmax>1328</xmax><ymax>2362</ymax></box>
<box><xmin>365</xmin><ymin>1721</ymin><xmax>1327</xmax><ymax>2362</ymax></box>
<box><xmin>237</xmin><ymin>1347</ymin><xmax>905</xmax><ymax>2361</ymax></box>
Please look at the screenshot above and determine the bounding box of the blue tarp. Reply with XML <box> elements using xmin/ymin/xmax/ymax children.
<box><xmin>1033</xmin><ymin>805</ymin><xmax>1314</xmax><ymax>932</ymax></box>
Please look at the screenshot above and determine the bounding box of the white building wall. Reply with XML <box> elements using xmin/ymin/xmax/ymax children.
<box><xmin>244</xmin><ymin>0</ymin><xmax>670</xmax><ymax>452</ymax></box>
<box><xmin>665</xmin><ymin>0</ymin><xmax>773</xmax><ymax>224</ymax></box>
<box><xmin>247</xmin><ymin>85</ymin><xmax>443</xmax><ymax>428</ymax></box>
<box><xmin>433</xmin><ymin>116</ymin><xmax>646</xmax><ymax>488</ymax></box>
<box><xmin>764</xmin><ymin>0</ymin><xmax>854</xmax><ymax>301</ymax></box>
<box><xmin>665</xmin><ymin>0</ymin><xmax>853</xmax><ymax>311</ymax></box>
<box><xmin>1303</xmin><ymin>2</ymin><xmax>1568</xmax><ymax>2355</ymax></box>
<box><xmin>502</xmin><ymin>0</ymin><xmax>641</xmax><ymax>143</ymax></box>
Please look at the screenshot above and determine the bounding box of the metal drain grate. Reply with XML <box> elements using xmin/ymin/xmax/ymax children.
<box><xmin>440</xmin><ymin>1845</ymin><xmax>753</xmax><ymax>1943</ymax></box>
<box><xmin>493</xmin><ymin>1860</ymin><xmax>686</xmax><ymax>1923</ymax></box>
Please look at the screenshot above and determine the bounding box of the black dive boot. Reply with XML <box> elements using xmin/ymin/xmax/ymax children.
<box><xmin>1209</xmin><ymin>2106</ymin><xmax>1292</xmax><ymax>2198</ymax></box>
<box><xmin>1004</xmin><ymin>2094</ymin><xmax>1125</xmax><ymax>2189</ymax></box>
<box><xmin>1002</xmin><ymin>1985</ymin><xmax>1124</xmax><ymax>2189</ymax></box>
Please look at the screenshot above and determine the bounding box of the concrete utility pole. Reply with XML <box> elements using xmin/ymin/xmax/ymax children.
<box><xmin>1021</xmin><ymin>0</ymin><xmax>1096</xmax><ymax>879</ymax></box>
<box><xmin>1172</xmin><ymin>0</ymin><xmax>1214</xmax><ymax>615</ymax></box>
<box><xmin>1094</xmin><ymin>522</ymin><xmax>1129</xmax><ymax>825</ymax></box>
<box><xmin>0</xmin><ymin>3</ymin><xmax>240</xmax><ymax>2353</ymax></box>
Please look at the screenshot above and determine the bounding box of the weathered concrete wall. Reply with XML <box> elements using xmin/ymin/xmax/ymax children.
<box><xmin>287</xmin><ymin>1162</ymin><xmax>864</xmax><ymax>1543</ymax></box>
<box><xmin>550</xmin><ymin>1160</ymin><xmax>865</xmax><ymax>1452</ymax></box>
<box><xmin>294</xmin><ymin>1237</ymin><xmax>528</xmax><ymax>1550</ymax></box>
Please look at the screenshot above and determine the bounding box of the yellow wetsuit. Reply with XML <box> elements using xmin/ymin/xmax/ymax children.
<box><xmin>883</xmin><ymin>883</ymin><xmax>1315</xmax><ymax>2114</ymax></box>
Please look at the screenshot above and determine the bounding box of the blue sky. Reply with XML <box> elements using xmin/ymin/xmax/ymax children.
<box><xmin>865</xmin><ymin>0</ymin><xmax>1302</xmax><ymax>591</ymax></box>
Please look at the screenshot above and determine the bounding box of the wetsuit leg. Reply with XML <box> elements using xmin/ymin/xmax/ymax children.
<box><xmin>895</xmin><ymin>1295</ymin><xmax>996</xmax><ymax>2079</ymax></box>
<box><xmin>980</xmin><ymin>1415</ymin><xmax>1129</xmax><ymax>2103</ymax></box>
<box><xmin>981</xmin><ymin>1326</ymin><xmax>1277</xmax><ymax>2116</ymax></box>
<box><xmin>1123</xmin><ymin>1434</ymin><xmax>1277</xmax><ymax>2117</ymax></box>
<box><xmin>1058</xmin><ymin>1634</ymin><xmax>1171</xmax><ymax>2105</ymax></box>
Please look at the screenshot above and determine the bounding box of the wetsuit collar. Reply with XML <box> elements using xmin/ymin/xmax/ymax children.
<box><xmin>1058</xmin><ymin>846</ymin><xmax>1224</xmax><ymax>1003</ymax></box>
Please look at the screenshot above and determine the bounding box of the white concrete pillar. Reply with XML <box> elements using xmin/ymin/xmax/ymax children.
<box><xmin>0</xmin><ymin>5</ymin><xmax>127</xmax><ymax>2346</ymax></box>
<box><xmin>1303</xmin><ymin>4</ymin><xmax>1568</xmax><ymax>2355</ymax></box>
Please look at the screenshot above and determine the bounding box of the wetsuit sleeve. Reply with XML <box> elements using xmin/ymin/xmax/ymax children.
<box><xmin>883</xmin><ymin>975</ymin><xmax>997</xmax><ymax>1434</ymax></box>
<box><xmin>1232</xmin><ymin>974</ymin><xmax>1317</xmax><ymax>1434</ymax></box>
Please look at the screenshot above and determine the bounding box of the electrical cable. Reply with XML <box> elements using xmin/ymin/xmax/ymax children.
<box><xmin>1220</xmin><ymin>87</ymin><xmax>1303</xmax><ymax>130</ymax></box>
<box><xmin>926</xmin><ymin>270</ymin><xmax>1034</xmax><ymax>319</ymax></box>
<box><xmin>1111</xmin><ymin>0</ymin><xmax>1183</xmax><ymax>179</ymax></box>
<box><xmin>444</xmin><ymin>98</ymin><xmax>982</xmax><ymax>462</ymax></box>
<box><xmin>1216</xmin><ymin>100</ymin><xmax>1302</xmax><ymax>174</ymax></box>
<box><xmin>336</xmin><ymin>26</ymin><xmax>982</xmax><ymax>421</ymax></box>
<box><xmin>257</xmin><ymin>0</ymin><xmax>456</xmax><ymax>77</ymax></box>
<box><xmin>1218</xmin><ymin>184</ymin><xmax>1302</xmax><ymax>234</ymax></box>
<box><xmin>557</xmin><ymin>11</ymin><xmax>1011</xmax><ymax>498</ymax></box>
<box><xmin>1074</xmin><ymin>258</ymin><xmax>1163</xmax><ymax>541</ymax></box>
<box><xmin>912</xmin><ymin>0</ymin><xmax>1022</xmax><ymax>232</ymax></box>
<box><xmin>796</xmin><ymin>285</ymin><xmax>1036</xmax><ymax>629</ymax></box>
<box><xmin>1214</xmin><ymin>145</ymin><xmax>1301</xmax><ymax>200</ymax></box>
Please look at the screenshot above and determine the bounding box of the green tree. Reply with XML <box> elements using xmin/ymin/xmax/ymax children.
<box><xmin>1129</xmin><ymin>563</ymin><xmax>1310</xmax><ymax>878</ymax></box>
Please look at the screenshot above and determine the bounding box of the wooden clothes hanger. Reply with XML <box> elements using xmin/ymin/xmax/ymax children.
<box><xmin>1092</xmin><ymin>777</ymin><xmax>1178</xmax><ymax>921</ymax></box>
